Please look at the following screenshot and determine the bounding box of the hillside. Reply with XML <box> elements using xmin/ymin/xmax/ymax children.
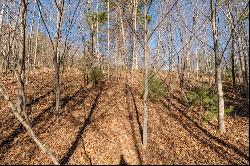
<box><xmin>0</xmin><ymin>69</ymin><xmax>248</xmax><ymax>165</ymax></box>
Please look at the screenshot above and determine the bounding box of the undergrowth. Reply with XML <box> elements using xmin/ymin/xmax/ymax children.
<box><xmin>141</xmin><ymin>72</ymin><xmax>165</xmax><ymax>102</ymax></box>
<box><xmin>89</xmin><ymin>67</ymin><xmax>103</xmax><ymax>86</ymax></box>
<box><xmin>187</xmin><ymin>86</ymin><xmax>234</xmax><ymax>124</ymax></box>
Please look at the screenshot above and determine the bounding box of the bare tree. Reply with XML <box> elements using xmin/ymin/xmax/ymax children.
<box><xmin>53</xmin><ymin>0</ymin><xmax>64</xmax><ymax>114</ymax></box>
<box><xmin>210</xmin><ymin>0</ymin><xmax>225</xmax><ymax>133</ymax></box>
<box><xmin>142</xmin><ymin>0</ymin><xmax>149</xmax><ymax>149</ymax></box>
<box><xmin>16</xmin><ymin>0</ymin><xmax>30</xmax><ymax>124</ymax></box>
<box><xmin>132</xmin><ymin>0</ymin><xmax>138</xmax><ymax>70</ymax></box>
<box><xmin>33</xmin><ymin>7</ymin><xmax>41</xmax><ymax>67</ymax></box>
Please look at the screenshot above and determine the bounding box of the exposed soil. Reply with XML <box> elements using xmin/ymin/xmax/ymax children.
<box><xmin>0</xmin><ymin>68</ymin><xmax>249</xmax><ymax>165</ymax></box>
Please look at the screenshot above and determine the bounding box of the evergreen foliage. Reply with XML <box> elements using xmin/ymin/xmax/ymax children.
<box><xmin>141</xmin><ymin>73</ymin><xmax>165</xmax><ymax>102</ymax></box>
<box><xmin>187</xmin><ymin>87</ymin><xmax>234</xmax><ymax>124</ymax></box>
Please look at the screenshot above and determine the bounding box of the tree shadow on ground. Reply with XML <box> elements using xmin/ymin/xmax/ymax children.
<box><xmin>223</xmin><ymin>83</ymin><xmax>249</xmax><ymax>118</ymax></box>
<box><xmin>0</xmin><ymin>86</ymin><xmax>90</xmax><ymax>156</ymax></box>
<box><xmin>0</xmin><ymin>101</ymin><xmax>56</xmax><ymax>156</ymax></box>
<box><xmin>161</xmin><ymin>97</ymin><xmax>249</xmax><ymax>165</ymax></box>
<box><xmin>59</xmin><ymin>85</ymin><xmax>103</xmax><ymax>165</ymax></box>
<box><xmin>0</xmin><ymin>89</ymin><xmax>54</xmax><ymax>137</ymax></box>
<box><xmin>125</xmin><ymin>85</ymin><xmax>142</xmax><ymax>164</ymax></box>
<box><xmin>26</xmin><ymin>89</ymin><xmax>54</xmax><ymax>108</ymax></box>
<box><xmin>128</xmin><ymin>86</ymin><xmax>143</xmax><ymax>143</ymax></box>
<box><xmin>23</xmin><ymin>86</ymin><xmax>95</xmax><ymax>163</ymax></box>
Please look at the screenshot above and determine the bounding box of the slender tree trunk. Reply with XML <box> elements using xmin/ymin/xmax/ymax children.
<box><xmin>168</xmin><ymin>23</ymin><xmax>174</xmax><ymax>92</ymax></box>
<box><xmin>28</xmin><ymin>0</ymin><xmax>37</xmax><ymax>70</ymax></box>
<box><xmin>17</xmin><ymin>0</ymin><xmax>30</xmax><ymax>124</ymax></box>
<box><xmin>0</xmin><ymin>1</ymin><xmax>4</xmax><ymax>41</ymax></box>
<box><xmin>118</xmin><ymin>5</ymin><xmax>126</xmax><ymax>69</ymax></box>
<box><xmin>143</xmin><ymin>0</ymin><xmax>148</xmax><ymax>149</ymax></box>
<box><xmin>87</xmin><ymin>0</ymin><xmax>94</xmax><ymax>58</ymax></box>
<box><xmin>210</xmin><ymin>0</ymin><xmax>225</xmax><ymax>133</ymax></box>
<box><xmin>53</xmin><ymin>0</ymin><xmax>63</xmax><ymax>114</ymax></box>
<box><xmin>231</xmin><ymin>34</ymin><xmax>236</xmax><ymax>89</ymax></box>
<box><xmin>1</xmin><ymin>5</ymin><xmax>8</xmax><ymax>74</ymax></box>
<box><xmin>236</xmin><ymin>27</ymin><xmax>248</xmax><ymax>103</ymax></box>
<box><xmin>187</xmin><ymin>51</ymin><xmax>190</xmax><ymax>80</ymax></box>
<box><xmin>115</xmin><ymin>35</ymin><xmax>119</xmax><ymax>81</ymax></box>
<box><xmin>96</xmin><ymin>2</ymin><xmax>100</xmax><ymax>65</ymax></box>
<box><xmin>107</xmin><ymin>0</ymin><xmax>110</xmax><ymax>80</ymax></box>
<box><xmin>34</xmin><ymin>3</ymin><xmax>41</xmax><ymax>67</ymax></box>
<box><xmin>226</xmin><ymin>7</ymin><xmax>236</xmax><ymax>89</ymax></box>
<box><xmin>132</xmin><ymin>0</ymin><xmax>138</xmax><ymax>70</ymax></box>
<box><xmin>154</xmin><ymin>32</ymin><xmax>161</xmax><ymax>73</ymax></box>
<box><xmin>26</xmin><ymin>1</ymin><xmax>35</xmax><ymax>82</ymax></box>
<box><xmin>196</xmin><ymin>47</ymin><xmax>200</xmax><ymax>81</ymax></box>
<box><xmin>238</xmin><ymin>24</ymin><xmax>249</xmax><ymax>104</ymax></box>
<box><xmin>0</xmin><ymin>1</ymin><xmax>5</xmax><ymax>73</ymax></box>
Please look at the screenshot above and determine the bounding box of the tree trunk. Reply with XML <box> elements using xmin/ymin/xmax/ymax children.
<box><xmin>237</xmin><ymin>24</ymin><xmax>249</xmax><ymax>104</ymax></box>
<box><xmin>53</xmin><ymin>0</ymin><xmax>63</xmax><ymax>114</ymax></box>
<box><xmin>231</xmin><ymin>34</ymin><xmax>236</xmax><ymax>89</ymax></box>
<box><xmin>154</xmin><ymin>32</ymin><xmax>161</xmax><ymax>73</ymax></box>
<box><xmin>132</xmin><ymin>0</ymin><xmax>138</xmax><ymax>70</ymax></box>
<box><xmin>107</xmin><ymin>0</ymin><xmax>110</xmax><ymax>80</ymax></box>
<box><xmin>96</xmin><ymin>2</ymin><xmax>100</xmax><ymax>65</ymax></box>
<box><xmin>227</xmin><ymin>6</ymin><xmax>236</xmax><ymax>89</ymax></box>
<box><xmin>143</xmin><ymin>0</ymin><xmax>148</xmax><ymax>149</ymax></box>
<box><xmin>17</xmin><ymin>0</ymin><xmax>30</xmax><ymax>124</ymax></box>
<box><xmin>115</xmin><ymin>35</ymin><xmax>119</xmax><ymax>81</ymax></box>
<box><xmin>210</xmin><ymin>0</ymin><xmax>225</xmax><ymax>133</ymax></box>
<box><xmin>34</xmin><ymin>4</ymin><xmax>41</xmax><ymax>67</ymax></box>
<box><xmin>196</xmin><ymin>47</ymin><xmax>199</xmax><ymax>80</ymax></box>
<box><xmin>0</xmin><ymin>1</ymin><xmax>5</xmax><ymax>73</ymax></box>
<box><xmin>0</xmin><ymin>1</ymin><xmax>4</xmax><ymax>41</ymax></box>
<box><xmin>118</xmin><ymin>5</ymin><xmax>126</xmax><ymax>69</ymax></box>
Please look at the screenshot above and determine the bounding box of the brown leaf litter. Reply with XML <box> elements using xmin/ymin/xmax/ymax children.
<box><xmin>0</xmin><ymin>68</ymin><xmax>249</xmax><ymax>165</ymax></box>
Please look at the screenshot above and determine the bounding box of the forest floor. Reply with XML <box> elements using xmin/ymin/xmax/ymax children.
<box><xmin>0</xmin><ymin>68</ymin><xmax>249</xmax><ymax>165</ymax></box>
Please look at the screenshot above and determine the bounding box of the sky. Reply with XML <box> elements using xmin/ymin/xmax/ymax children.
<box><xmin>1</xmin><ymin>0</ymin><xmax>248</xmax><ymax>70</ymax></box>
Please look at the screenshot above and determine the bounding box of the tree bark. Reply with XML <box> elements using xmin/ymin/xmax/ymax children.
<box><xmin>210</xmin><ymin>0</ymin><xmax>225</xmax><ymax>133</ymax></box>
<box><xmin>96</xmin><ymin>2</ymin><xmax>100</xmax><ymax>65</ymax></box>
<box><xmin>0</xmin><ymin>1</ymin><xmax>5</xmax><ymax>61</ymax></box>
<box><xmin>34</xmin><ymin>1</ymin><xmax>41</xmax><ymax>67</ymax></box>
<box><xmin>17</xmin><ymin>0</ymin><xmax>30</xmax><ymax>124</ymax></box>
<box><xmin>107</xmin><ymin>0</ymin><xmax>110</xmax><ymax>80</ymax></box>
<box><xmin>231</xmin><ymin>34</ymin><xmax>236</xmax><ymax>89</ymax></box>
<box><xmin>237</xmin><ymin>24</ymin><xmax>249</xmax><ymax>104</ymax></box>
<box><xmin>226</xmin><ymin>5</ymin><xmax>236</xmax><ymax>89</ymax></box>
<box><xmin>143</xmin><ymin>0</ymin><xmax>148</xmax><ymax>148</ymax></box>
<box><xmin>53</xmin><ymin>0</ymin><xmax>64</xmax><ymax>114</ymax></box>
<box><xmin>132</xmin><ymin>0</ymin><xmax>138</xmax><ymax>70</ymax></box>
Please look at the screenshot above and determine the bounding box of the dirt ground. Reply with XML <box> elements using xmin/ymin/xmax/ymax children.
<box><xmin>0</xmin><ymin>68</ymin><xmax>249</xmax><ymax>165</ymax></box>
